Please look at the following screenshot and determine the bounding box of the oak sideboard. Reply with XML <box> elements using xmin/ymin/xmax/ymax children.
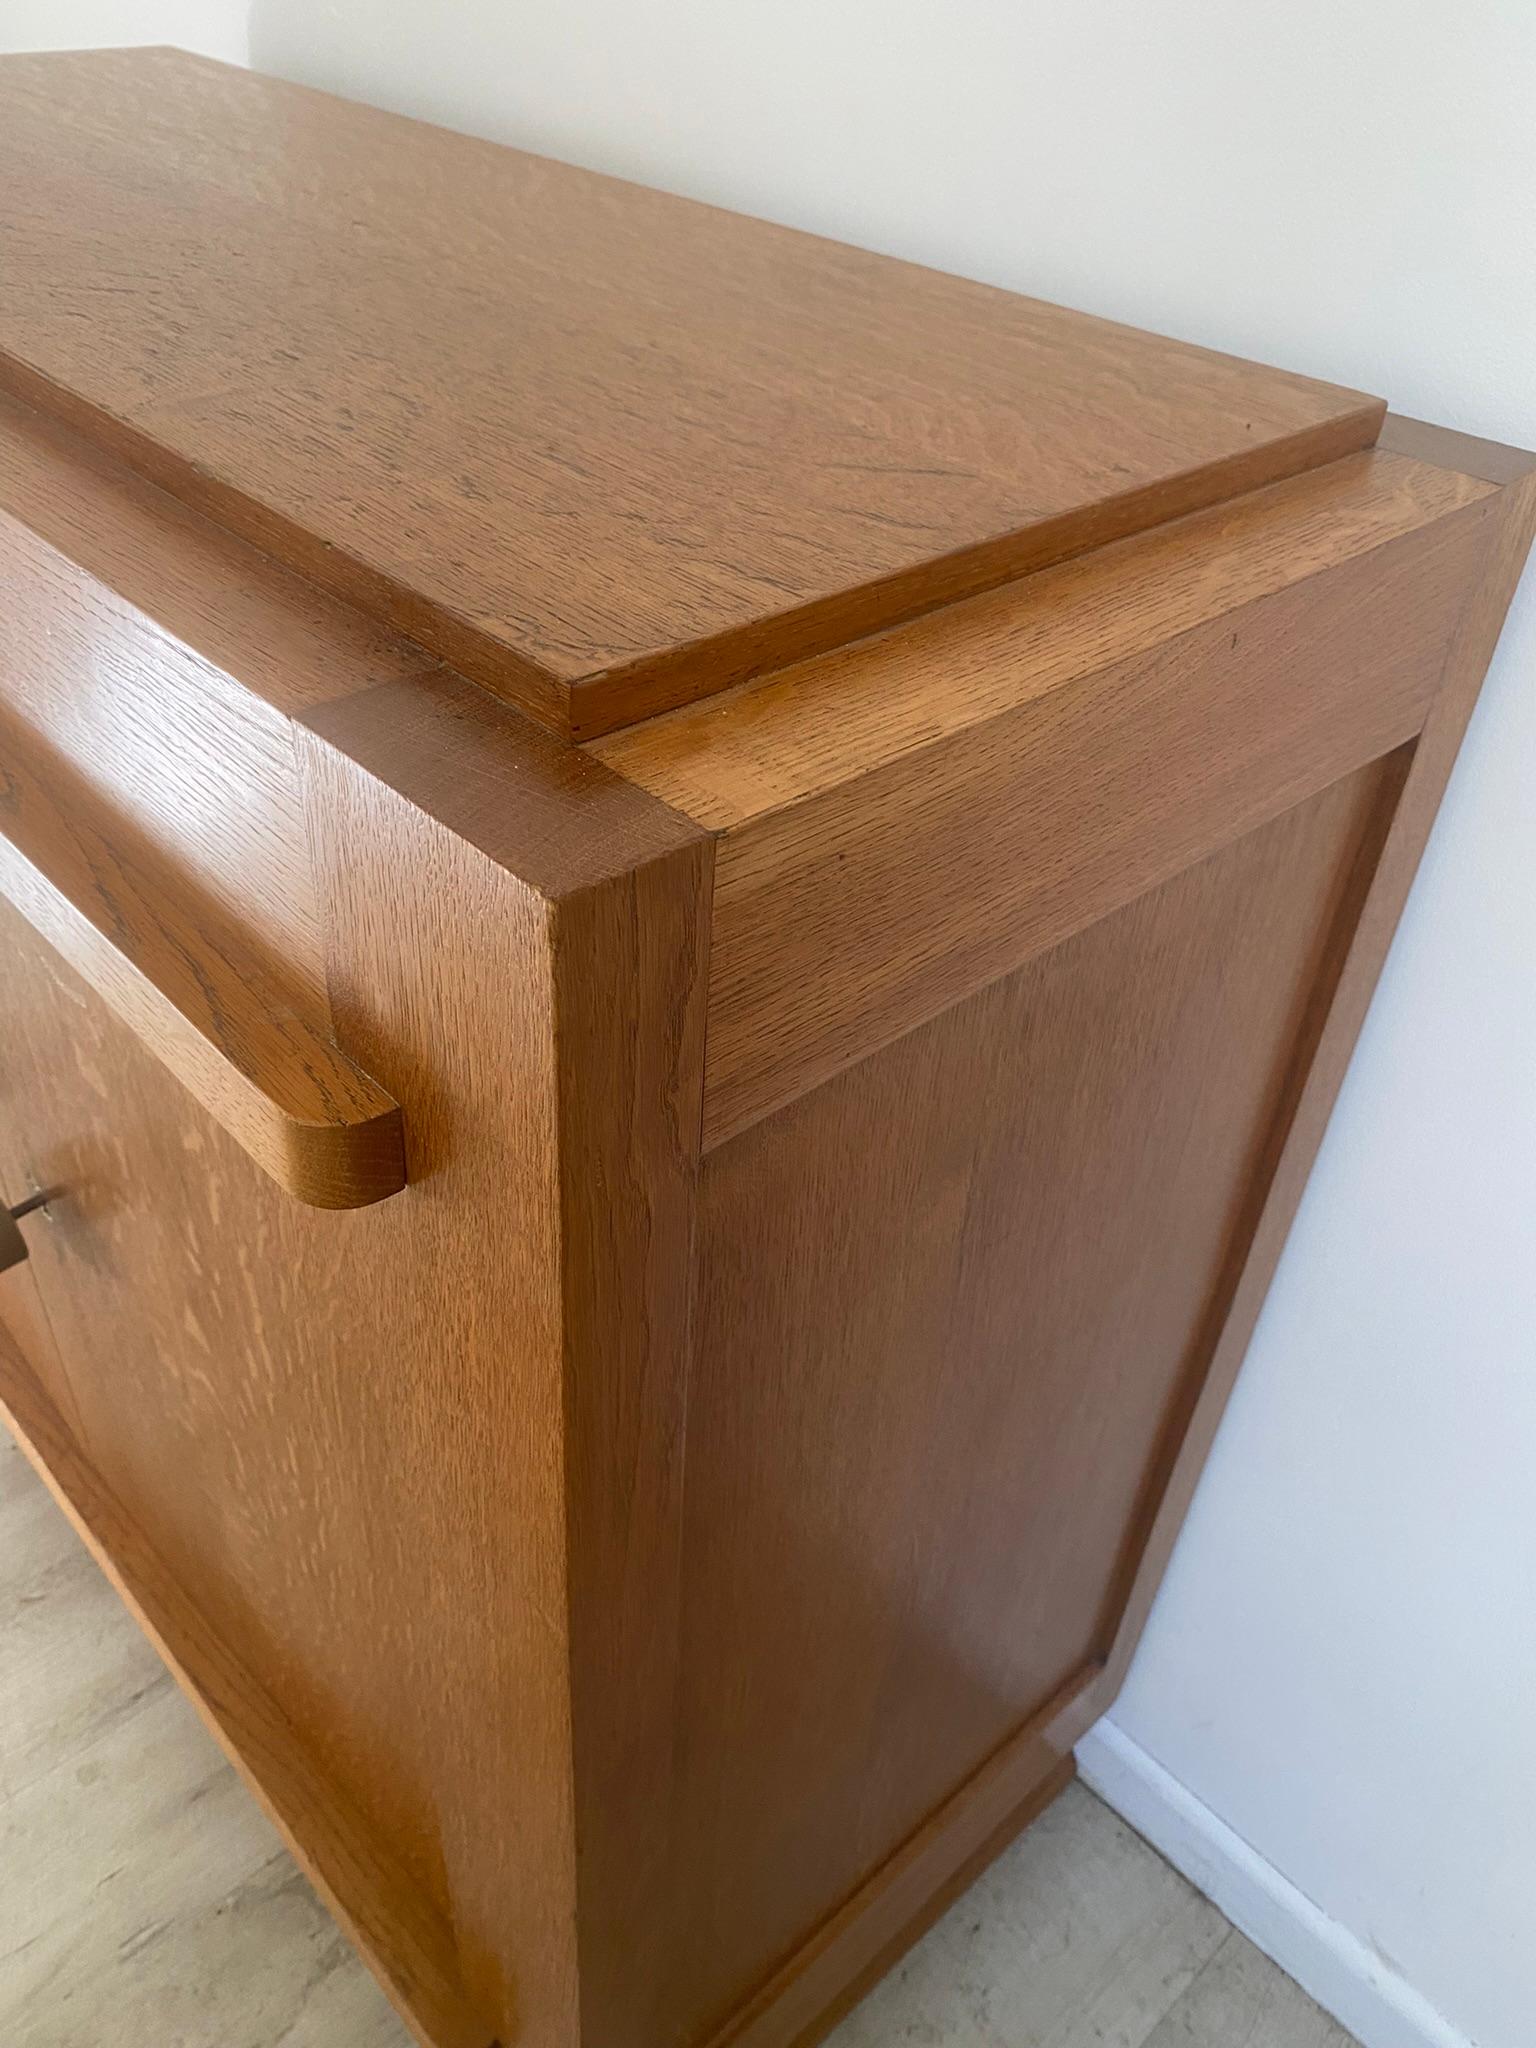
<box><xmin>0</xmin><ymin>45</ymin><xmax>1531</xmax><ymax>2048</ymax></box>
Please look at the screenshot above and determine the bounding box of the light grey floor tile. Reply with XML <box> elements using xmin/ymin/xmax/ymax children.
<box><xmin>0</xmin><ymin>1430</ymin><xmax>406</xmax><ymax>2047</ymax></box>
<box><xmin>1141</xmin><ymin>1930</ymin><xmax>1359</xmax><ymax>2048</ymax></box>
<box><xmin>8</xmin><ymin>1851</ymin><xmax>405</xmax><ymax>2048</ymax></box>
<box><xmin>2</xmin><ymin>1678</ymin><xmax>288</xmax><ymax>2018</ymax></box>
<box><xmin>829</xmin><ymin>1783</ymin><xmax>1230</xmax><ymax>2048</ymax></box>
<box><xmin>0</xmin><ymin>1440</ymin><xmax>170</xmax><ymax>1806</ymax></box>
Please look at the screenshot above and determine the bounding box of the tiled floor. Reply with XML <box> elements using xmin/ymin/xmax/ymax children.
<box><xmin>0</xmin><ymin>1429</ymin><xmax>1359</xmax><ymax>2047</ymax></box>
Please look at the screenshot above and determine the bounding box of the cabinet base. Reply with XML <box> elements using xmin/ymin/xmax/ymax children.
<box><xmin>718</xmin><ymin>1755</ymin><xmax>1080</xmax><ymax>2048</ymax></box>
<box><xmin>1</xmin><ymin>1311</ymin><xmax>1093</xmax><ymax>2048</ymax></box>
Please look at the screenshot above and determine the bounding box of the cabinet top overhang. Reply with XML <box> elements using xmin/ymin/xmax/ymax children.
<box><xmin>0</xmin><ymin>46</ymin><xmax>1384</xmax><ymax>738</ymax></box>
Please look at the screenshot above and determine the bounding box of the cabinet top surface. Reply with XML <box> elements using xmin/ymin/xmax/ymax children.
<box><xmin>0</xmin><ymin>47</ymin><xmax>1383</xmax><ymax>736</ymax></box>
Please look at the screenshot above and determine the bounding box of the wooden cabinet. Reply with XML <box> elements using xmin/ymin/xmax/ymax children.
<box><xmin>0</xmin><ymin>47</ymin><xmax>1530</xmax><ymax>2048</ymax></box>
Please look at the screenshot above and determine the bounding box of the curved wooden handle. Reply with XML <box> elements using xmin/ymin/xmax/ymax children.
<box><xmin>0</xmin><ymin>750</ymin><xmax>405</xmax><ymax>1210</ymax></box>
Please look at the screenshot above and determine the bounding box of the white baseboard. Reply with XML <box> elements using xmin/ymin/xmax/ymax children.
<box><xmin>1076</xmin><ymin>1720</ymin><xmax>1471</xmax><ymax>2048</ymax></box>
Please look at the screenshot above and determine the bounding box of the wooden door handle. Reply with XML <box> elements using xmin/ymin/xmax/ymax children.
<box><xmin>0</xmin><ymin>754</ymin><xmax>405</xmax><ymax>1210</ymax></box>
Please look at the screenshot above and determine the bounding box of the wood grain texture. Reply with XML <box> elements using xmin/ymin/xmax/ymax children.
<box><xmin>299</xmin><ymin>671</ymin><xmax>713</xmax><ymax>2048</ymax></box>
<box><xmin>0</xmin><ymin>392</ymin><xmax>434</xmax><ymax>729</ymax></box>
<box><xmin>0</xmin><ymin>388</ymin><xmax>446</xmax><ymax>1024</ymax></box>
<box><xmin>0</xmin><ymin>402</ymin><xmax>324</xmax><ymax>1027</ymax></box>
<box><xmin>0</xmin><ymin>1331</ymin><xmax>490</xmax><ymax>2048</ymax></box>
<box><xmin>604</xmin><ymin>455</ymin><xmax>1494</xmax><ymax>1147</ymax></box>
<box><xmin>0</xmin><ymin>48</ymin><xmax>1382</xmax><ymax>736</ymax></box>
<box><xmin>591</xmin><ymin>449</ymin><xmax>1489</xmax><ymax>826</ymax></box>
<box><xmin>0</xmin><ymin>1240</ymin><xmax>83</xmax><ymax>1450</ymax></box>
<box><xmin>0</xmin><ymin>668</ymin><xmax>710</xmax><ymax>2048</ymax></box>
<box><xmin>0</xmin><ymin>827</ymin><xmax>540</xmax><ymax>2040</ymax></box>
<box><xmin>0</xmin><ymin>721</ymin><xmax>405</xmax><ymax>1210</ymax></box>
<box><xmin>703</xmin><ymin>425</ymin><xmax>1533</xmax><ymax>2036</ymax></box>
<box><xmin>666</xmin><ymin>760</ymin><xmax>1398</xmax><ymax>2047</ymax></box>
<box><xmin>0</xmin><ymin>58</ymin><xmax>1528</xmax><ymax>2044</ymax></box>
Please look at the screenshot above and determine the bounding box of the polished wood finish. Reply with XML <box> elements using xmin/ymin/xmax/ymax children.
<box><xmin>594</xmin><ymin>448</ymin><xmax>1495</xmax><ymax>1143</ymax></box>
<box><xmin>0</xmin><ymin>48</ymin><xmax>1382</xmax><ymax>738</ymax></box>
<box><xmin>0</xmin><ymin>665</ymin><xmax>709</xmax><ymax>2048</ymax></box>
<box><xmin>0</xmin><ymin>49</ymin><xmax>1531</xmax><ymax>2048</ymax></box>
<box><xmin>589</xmin><ymin>449</ymin><xmax>1488</xmax><ymax>828</ymax></box>
<box><xmin>670</xmin><ymin>756</ymin><xmax>1402</xmax><ymax>2045</ymax></box>
<box><xmin>0</xmin><ymin>389</ymin><xmax>439</xmax><ymax>1024</ymax></box>
<box><xmin>0</xmin><ymin>731</ymin><xmax>405</xmax><ymax>1209</ymax></box>
<box><xmin>298</xmin><ymin>674</ymin><xmax>712</xmax><ymax>2048</ymax></box>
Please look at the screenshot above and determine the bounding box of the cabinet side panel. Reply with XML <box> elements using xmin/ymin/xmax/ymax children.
<box><xmin>671</xmin><ymin>756</ymin><xmax>1399</xmax><ymax>2043</ymax></box>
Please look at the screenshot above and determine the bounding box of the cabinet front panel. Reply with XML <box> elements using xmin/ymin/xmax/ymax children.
<box><xmin>0</xmin><ymin>901</ymin><xmax>457</xmax><ymax>1907</ymax></box>
<box><xmin>0</xmin><ymin>884</ymin><xmax>574</xmax><ymax>1981</ymax></box>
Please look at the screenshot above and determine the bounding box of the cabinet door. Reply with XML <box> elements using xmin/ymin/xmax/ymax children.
<box><xmin>0</xmin><ymin>895</ymin><xmax>461</xmax><ymax>1898</ymax></box>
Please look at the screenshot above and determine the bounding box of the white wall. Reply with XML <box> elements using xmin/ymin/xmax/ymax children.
<box><xmin>0</xmin><ymin>0</ymin><xmax>246</xmax><ymax>61</ymax></box>
<box><xmin>12</xmin><ymin>5</ymin><xmax>1536</xmax><ymax>2044</ymax></box>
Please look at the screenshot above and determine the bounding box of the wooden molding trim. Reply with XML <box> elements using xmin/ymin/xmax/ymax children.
<box><xmin>694</xmin><ymin>480</ymin><xmax>1495</xmax><ymax>1146</ymax></box>
<box><xmin>0</xmin><ymin>731</ymin><xmax>405</xmax><ymax>1209</ymax></box>
<box><xmin>1378</xmin><ymin>411</ymin><xmax>1536</xmax><ymax>485</ymax></box>
<box><xmin>704</xmin><ymin>1671</ymin><xmax>1101</xmax><ymax>2048</ymax></box>
<box><xmin>590</xmin><ymin>448</ymin><xmax>1488</xmax><ymax>829</ymax></box>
